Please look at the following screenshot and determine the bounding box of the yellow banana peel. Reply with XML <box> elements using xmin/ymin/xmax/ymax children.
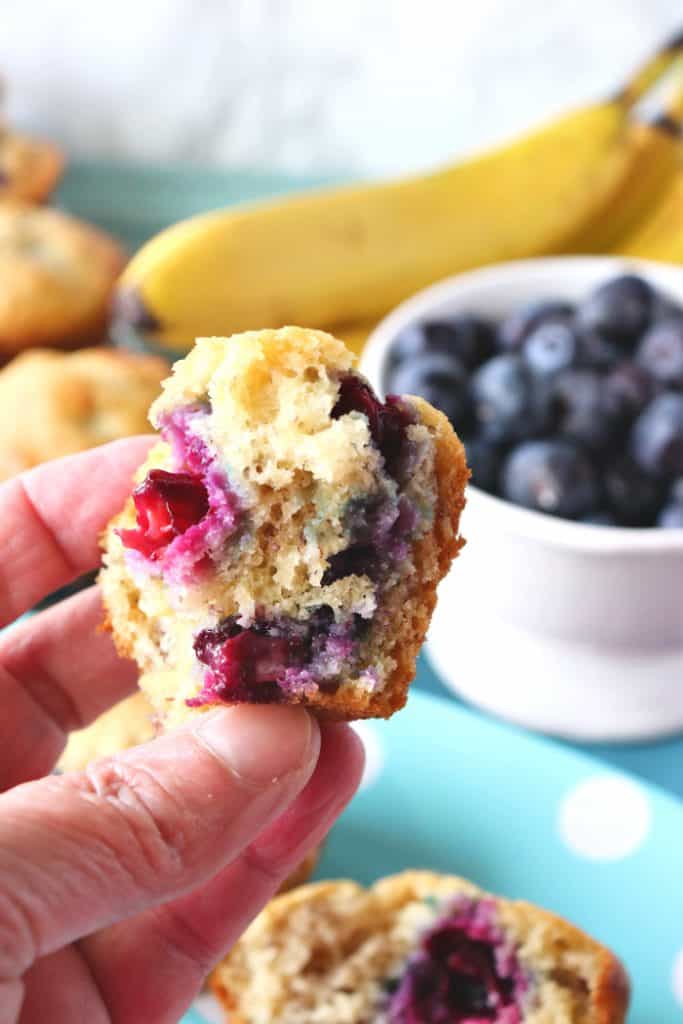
<box><xmin>612</xmin><ymin>171</ymin><xmax>683</xmax><ymax>263</ymax></box>
<box><xmin>116</xmin><ymin>33</ymin><xmax>683</xmax><ymax>355</ymax></box>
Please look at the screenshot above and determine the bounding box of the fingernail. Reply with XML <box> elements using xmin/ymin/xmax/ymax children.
<box><xmin>195</xmin><ymin>705</ymin><xmax>319</xmax><ymax>786</ymax></box>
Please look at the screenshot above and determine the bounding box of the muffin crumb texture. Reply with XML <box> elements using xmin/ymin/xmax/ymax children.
<box><xmin>211</xmin><ymin>871</ymin><xmax>630</xmax><ymax>1024</ymax></box>
<box><xmin>100</xmin><ymin>326</ymin><xmax>467</xmax><ymax>724</ymax></box>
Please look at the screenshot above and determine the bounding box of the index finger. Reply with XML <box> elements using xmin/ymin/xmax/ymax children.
<box><xmin>0</xmin><ymin>436</ymin><xmax>152</xmax><ymax>627</ymax></box>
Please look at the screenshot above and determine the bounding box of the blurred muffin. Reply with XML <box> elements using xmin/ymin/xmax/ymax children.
<box><xmin>0</xmin><ymin>346</ymin><xmax>168</xmax><ymax>481</ymax></box>
<box><xmin>0</xmin><ymin>202</ymin><xmax>126</xmax><ymax>351</ymax></box>
<box><xmin>0</xmin><ymin>128</ymin><xmax>65</xmax><ymax>203</ymax></box>
<box><xmin>59</xmin><ymin>690</ymin><xmax>155</xmax><ymax>772</ymax></box>
<box><xmin>212</xmin><ymin>871</ymin><xmax>629</xmax><ymax>1024</ymax></box>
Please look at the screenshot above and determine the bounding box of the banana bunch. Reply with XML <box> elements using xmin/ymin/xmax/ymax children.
<box><xmin>115</xmin><ymin>33</ymin><xmax>683</xmax><ymax>357</ymax></box>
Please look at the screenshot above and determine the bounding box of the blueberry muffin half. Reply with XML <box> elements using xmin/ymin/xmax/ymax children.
<box><xmin>211</xmin><ymin>871</ymin><xmax>629</xmax><ymax>1024</ymax></box>
<box><xmin>100</xmin><ymin>327</ymin><xmax>467</xmax><ymax>725</ymax></box>
<box><xmin>0</xmin><ymin>128</ymin><xmax>65</xmax><ymax>203</ymax></box>
<box><xmin>0</xmin><ymin>202</ymin><xmax>126</xmax><ymax>351</ymax></box>
<box><xmin>0</xmin><ymin>347</ymin><xmax>169</xmax><ymax>480</ymax></box>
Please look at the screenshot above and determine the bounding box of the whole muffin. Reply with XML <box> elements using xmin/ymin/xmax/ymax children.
<box><xmin>100</xmin><ymin>326</ymin><xmax>467</xmax><ymax>726</ymax></box>
<box><xmin>212</xmin><ymin>870</ymin><xmax>630</xmax><ymax>1024</ymax></box>
<box><xmin>0</xmin><ymin>202</ymin><xmax>126</xmax><ymax>351</ymax></box>
<box><xmin>0</xmin><ymin>347</ymin><xmax>169</xmax><ymax>480</ymax></box>
<box><xmin>0</xmin><ymin>128</ymin><xmax>64</xmax><ymax>203</ymax></box>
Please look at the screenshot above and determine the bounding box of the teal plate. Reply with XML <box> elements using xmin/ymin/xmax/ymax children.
<box><xmin>185</xmin><ymin>689</ymin><xmax>682</xmax><ymax>1023</ymax></box>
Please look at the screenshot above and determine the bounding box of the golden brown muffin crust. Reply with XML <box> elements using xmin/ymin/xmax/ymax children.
<box><xmin>0</xmin><ymin>346</ymin><xmax>168</xmax><ymax>480</ymax></box>
<box><xmin>0</xmin><ymin>202</ymin><xmax>126</xmax><ymax>351</ymax></box>
<box><xmin>0</xmin><ymin>128</ymin><xmax>65</xmax><ymax>203</ymax></box>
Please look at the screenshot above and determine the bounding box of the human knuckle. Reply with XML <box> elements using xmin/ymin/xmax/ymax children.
<box><xmin>81</xmin><ymin>760</ymin><xmax>199</xmax><ymax>891</ymax></box>
<box><xmin>0</xmin><ymin>888</ymin><xmax>39</xmax><ymax>980</ymax></box>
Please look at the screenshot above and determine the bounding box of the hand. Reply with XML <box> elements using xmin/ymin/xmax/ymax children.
<box><xmin>0</xmin><ymin>439</ymin><xmax>365</xmax><ymax>1024</ymax></box>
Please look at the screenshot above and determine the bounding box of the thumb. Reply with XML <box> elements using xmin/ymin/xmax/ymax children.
<box><xmin>0</xmin><ymin>704</ymin><xmax>319</xmax><ymax>982</ymax></box>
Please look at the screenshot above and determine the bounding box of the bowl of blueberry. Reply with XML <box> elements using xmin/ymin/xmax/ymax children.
<box><xmin>361</xmin><ymin>257</ymin><xmax>683</xmax><ymax>741</ymax></box>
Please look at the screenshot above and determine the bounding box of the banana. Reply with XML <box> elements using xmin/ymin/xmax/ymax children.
<box><xmin>612</xmin><ymin>170</ymin><xmax>683</xmax><ymax>263</ymax></box>
<box><xmin>332</xmin><ymin>320</ymin><xmax>377</xmax><ymax>357</ymax></box>
<box><xmin>116</xmin><ymin>34</ymin><xmax>683</xmax><ymax>353</ymax></box>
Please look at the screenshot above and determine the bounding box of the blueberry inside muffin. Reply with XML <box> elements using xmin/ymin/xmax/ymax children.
<box><xmin>211</xmin><ymin>872</ymin><xmax>629</xmax><ymax>1023</ymax></box>
<box><xmin>100</xmin><ymin>327</ymin><xmax>467</xmax><ymax>724</ymax></box>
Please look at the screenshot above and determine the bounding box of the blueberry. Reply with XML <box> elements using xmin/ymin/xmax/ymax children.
<box><xmin>631</xmin><ymin>392</ymin><xmax>683</xmax><ymax>478</ymax></box>
<box><xmin>501</xmin><ymin>440</ymin><xmax>600</xmax><ymax>519</ymax></box>
<box><xmin>549</xmin><ymin>369</ymin><xmax>620</xmax><ymax>451</ymax></box>
<box><xmin>604</xmin><ymin>362</ymin><xmax>654</xmax><ymax>423</ymax></box>
<box><xmin>470</xmin><ymin>354</ymin><xmax>550</xmax><ymax>442</ymax></box>
<box><xmin>658</xmin><ymin>477</ymin><xmax>683</xmax><ymax>527</ymax></box>
<box><xmin>604</xmin><ymin>455</ymin><xmax>664</xmax><ymax>527</ymax></box>
<box><xmin>463</xmin><ymin>437</ymin><xmax>502</xmax><ymax>493</ymax></box>
<box><xmin>658</xmin><ymin>501</ymin><xmax>683</xmax><ymax>528</ymax></box>
<box><xmin>670</xmin><ymin>477</ymin><xmax>683</xmax><ymax>503</ymax></box>
<box><xmin>497</xmin><ymin>301</ymin><xmax>574</xmax><ymax>351</ymax></box>
<box><xmin>576</xmin><ymin>328</ymin><xmax>620</xmax><ymax>370</ymax></box>
<box><xmin>581</xmin><ymin>511</ymin><xmax>618</xmax><ymax>526</ymax></box>
<box><xmin>522</xmin><ymin>317</ymin><xmax>579</xmax><ymax>376</ymax></box>
<box><xmin>577</xmin><ymin>273</ymin><xmax>654</xmax><ymax>348</ymax></box>
<box><xmin>636</xmin><ymin>317</ymin><xmax>683</xmax><ymax>388</ymax></box>
<box><xmin>387</xmin><ymin>353</ymin><xmax>471</xmax><ymax>430</ymax></box>
<box><xmin>388</xmin><ymin>315</ymin><xmax>495</xmax><ymax>371</ymax></box>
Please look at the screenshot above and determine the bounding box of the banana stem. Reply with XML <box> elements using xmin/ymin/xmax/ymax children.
<box><xmin>618</xmin><ymin>28</ymin><xmax>683</xmax><ymax>109</ymax></box>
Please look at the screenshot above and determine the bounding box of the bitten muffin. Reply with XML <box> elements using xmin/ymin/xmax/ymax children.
<box><xmin>0</xmin><ymin>202</ymin><xmax>126</xmax><ymax>351</ymax></box>
<box><xmin>211</xmin><ymin>871</ymin><xmax>630</xmax><ymax>1024</ymax></box>
<box><xmin>100</xmin><ymin>326</ymin><xmax>467</xmax><ymax>726</ymax></box>
<box><xmin>0</xmin><ymin>128</ymin><xmax>65</xmax><ymax>203</ymax></box>
<box><xmin>0</xmin><ymin>347</ymin><xmax>169</xmax><ymax>480</ymax></box>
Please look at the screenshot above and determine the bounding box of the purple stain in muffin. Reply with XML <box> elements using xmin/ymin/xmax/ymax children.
<box><xmin>119</xmin><ymin>405</ymin><xmax>241</xmax><ymax>582</ymax></box>
<box><xmin>387</xmin><ymin>898</ymin><xmax>528</xmax><ymax>1024</ymax></box>
<box><xmin>323</xmin><ymin>494</ymin><xmax>420</xmax><ymax>585</ymax></box>
<box><xmin>189</xmin><ymin>608</ymin><xmax>370</xmax><ymax>705</ymax></box>
<box><xmin>331</xmin><ymin>374</ymin><xmax>416</xmax><ymax>481</ymax></box>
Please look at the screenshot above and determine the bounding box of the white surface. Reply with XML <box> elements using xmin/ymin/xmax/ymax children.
<box><xmin>361</xmin><ymin>257</ymin><xmax>683</xmax><ymax>741</ymax></box>
<box><xmin>193</xmin><ymin>994</ymin><xmax>224</xmax><ymax>1024</ymax></box>
<box><xmin>558</xmin><ymin>774</ymin><xmax>651</xmax><ymax>860</ymax></box>
<box><xmin>672</xmin><ymin>949</ymin><xmax>683</xmax><ymax>1007</ymax></box>
<box><xmin>349</xmin><ymin>721</ymin><xmax>384</xmax><ymax>790</ymax></box>
<box><xmin>1</xmin><ymin>1</ymin><xmax>681</xmax><ymax>175</ymax></box>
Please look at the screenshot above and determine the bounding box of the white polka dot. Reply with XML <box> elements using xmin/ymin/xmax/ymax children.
<box><xmin>672</xmin><ymin>949</ymin><xmax>683</xmax><ymax>1006</ymax></box>
<box><xmin>192</xmin><ymin>992</ymin><xmax>225</xmax><ymax>1023</ymax></box>
<box><xmin>558</xmin><ymin>774</ymin><xmax>651</xmax><ymax>861</ymax></box>
<box><xmin>350</xmin><ymin>721</ymin><xmax>384</xmax><ymax>790</ymax></box>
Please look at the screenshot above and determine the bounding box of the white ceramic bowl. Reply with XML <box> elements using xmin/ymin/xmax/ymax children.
<box><xmin>361</xmin><ymin>257</ymin><xmax>683</xmax><ymax>742</ymax></box>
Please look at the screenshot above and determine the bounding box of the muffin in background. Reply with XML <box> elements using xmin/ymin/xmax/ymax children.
<box><xmin>213</xmin><ymin>870</ymin><xmax>629</xmax><ymax>1024</ymax></box>
<box><xmin>0</xmin><ymin>128</ymin><xmax>65</xmax><ymax>203</ymax></box>
<box><xmin>0</xmin><ymin>203</ymin><xmax>126</xmax><ymax>352</ymax></box>
<box><xmin>0</xmin><ymin>346</ymin><xmax>168</xmax><ymax>481</ymax></box>
<box><xmin>58</xmin><ymin>691</ymin><xmax>155</xmax><ymax>772</ymax></box>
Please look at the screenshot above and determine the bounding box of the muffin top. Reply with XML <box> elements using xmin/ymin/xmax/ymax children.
<box><xmin>0</xmin><ymin>127</ymin><xmax>64</xmax><ymax>203</ymax></box>
<box><xmin>0</xmin><ymin>346</ymin><xmax>168</xmax><ymax>480</ymax></box>
<box><xmin>0</xmin><ymin>202</ymin><xmax>126</xmax><ymax>350</ymax></box>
